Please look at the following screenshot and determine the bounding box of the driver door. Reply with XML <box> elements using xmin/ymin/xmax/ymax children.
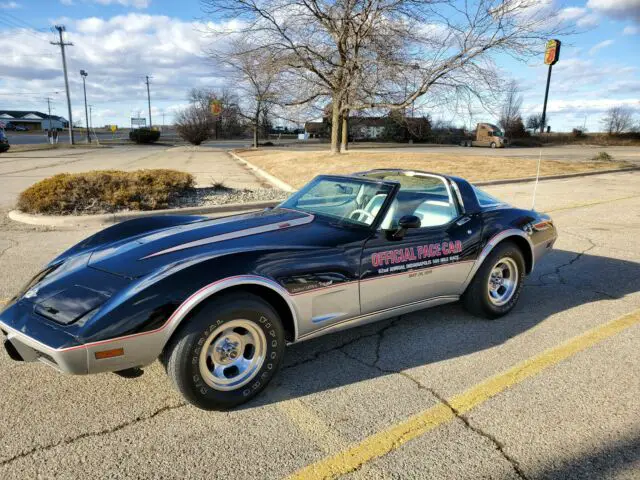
<box><xmin>359</xmin><ymin>175</ymin><xmax>482</xmax><ymax>314</ymax></box>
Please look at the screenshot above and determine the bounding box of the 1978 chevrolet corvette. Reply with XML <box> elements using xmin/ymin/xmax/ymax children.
<box><xmin>1</xmin><ymin>169</ymin><xmax>557</xmax><ymax>409</ymax></box>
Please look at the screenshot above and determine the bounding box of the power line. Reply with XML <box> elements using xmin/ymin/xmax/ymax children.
<box><xmin>51</xmin><ymin>25</ymin><xmax>75</xmax><ymax>145</ymax></box>
<box><xmin>3</xmin><ymin>11</ymin><xmax>42</xmax><ymax>31</ymax></box>
<box><xmin>0</xmin><ymin>18</ymin><xmax>51</xmax><ymax>42</ymax></box>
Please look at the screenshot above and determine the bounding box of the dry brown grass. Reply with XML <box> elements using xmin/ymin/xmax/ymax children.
<box><xmin>238</xmin><ymin>149</ymin><xmax>632</xmax><ymax>188</ymax></box>
<box><xmin>18</xmin><ymin>169</ymin><xmax>195</xmax><ymax>215</ymax></box>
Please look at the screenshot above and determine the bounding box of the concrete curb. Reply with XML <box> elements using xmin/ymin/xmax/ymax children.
<box><xmin>228</xmin><ymin>150</ymin><xmax>296</xmax><ymax>192</ymax></box>
<box><xmin>472</xmin><ymin>166</ymin><xmax>640</xmax><ymax>187</ymax></box>
<box><xmin>8</xmin><ymin>200</ymin><xmax>281</xmax><ymax>229</ymax></box>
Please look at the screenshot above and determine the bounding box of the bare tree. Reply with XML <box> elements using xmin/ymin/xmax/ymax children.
<box><xmin>498</xmin><ymin>80</ymin><xmax>523</xmax><ymax>137</ymax></box>
<box><xmin>526</xmin><ymin>113</ymin><xmax>547</xmax><ymax>133</ymax></box>
<box><xmin>209</xmin><ymin>38</ymin><xmax>283</xmax><ymax>148</ymax></box>
<box><xmin>601</xmin><ymin>106</ymin><xmax>635</xmax><ymax>135</ymax></box>
<box><xmin>202</xmin><ymin>0</ymin><xmax>569</xmax><ymax>154</ymax></box>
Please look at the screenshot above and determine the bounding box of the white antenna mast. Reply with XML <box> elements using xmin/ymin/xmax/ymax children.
<box><xmin>531</xmin><ymin>148</ymin><xmax>542</xmax><ymax>210</ymax></box>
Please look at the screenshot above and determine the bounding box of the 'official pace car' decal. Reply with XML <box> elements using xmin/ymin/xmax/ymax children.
<box><xmin>371</xmin><ymin>240</ymin><xmax>463</xmax><ymax>275</ymax></box>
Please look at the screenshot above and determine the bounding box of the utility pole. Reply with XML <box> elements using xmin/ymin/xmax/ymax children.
<box><xmin>51</xmin><ymin>25</ymin><xmax>74</xmax><ymax>144</ymax></box>
<box><xmin>88</xmin><ymin>105</ymin><xmax>93</xmax><ymax>130</ymax></box>
<box><xmin>80</xmin><ymin>70</ymin><xmax>90</xmax><ymax>143</ymax></box>
<box><xmin>145</xmin><ymin>75</ymin><xmax>153</xmax><ymax>128</ymax></box>
<box><xmin>45</xmin><ymin>97</ymin><xmax>53</xmax><ymax>131</ymax></box>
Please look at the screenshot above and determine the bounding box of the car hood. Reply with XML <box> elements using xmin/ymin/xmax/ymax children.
<box><xmin>86</xmin><ymin>208</ymin><xmax>314</xmax><ymax>278</ymax></box>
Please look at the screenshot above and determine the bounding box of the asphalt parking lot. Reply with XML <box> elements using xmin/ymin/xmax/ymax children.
<box><xmin>0</xmin><ymin>170</ymin><xmax>639</xmax><ymax>479</ymax></box>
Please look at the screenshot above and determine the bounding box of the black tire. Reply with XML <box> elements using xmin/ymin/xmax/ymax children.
<box><xmin>163</xmin><ymin>292</ymin><xmax>285</xmax><ymax>410</ymax></box>
<box><xmin>490</xmin><ymin>142</ymin><xmax>497</xmax><ymax>148</ymax></box>
<box><xmin>463</xmin><ymin>241</ymin><xmax>525</xmax><ymax>319</ymax></box>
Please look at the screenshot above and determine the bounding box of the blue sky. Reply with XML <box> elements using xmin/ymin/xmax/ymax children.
<box><xmin>1</xmin><ymin>0</ymin><xmax>639</xmax><ymax>131</ymax></box>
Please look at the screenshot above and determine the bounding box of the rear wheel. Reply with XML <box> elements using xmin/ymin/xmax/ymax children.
<box><xmin>164</xmin><ymin>292</ymin><xmax>285</xmax><ymax>410</ymax></box>
<box><xmin>463</xmin><ymin>241</ymin><xmax>525</xmax><ymax>319</ymax></box>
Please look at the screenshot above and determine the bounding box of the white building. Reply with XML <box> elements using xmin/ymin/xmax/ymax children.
<box><xmin>0</xmin><ymin>110</ymin><xmax>68</xmax><ymax>131</ymax></box>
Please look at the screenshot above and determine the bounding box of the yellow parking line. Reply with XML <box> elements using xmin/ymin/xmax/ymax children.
<box><xmin>287</xmin><ymin>309</ymin><xmax>640</xmax><ymax>480</ymax></box>
<box><xmin>546</xmin><ymin>194</ymin><xmax>640</xmax><ymax>213</ymax></box>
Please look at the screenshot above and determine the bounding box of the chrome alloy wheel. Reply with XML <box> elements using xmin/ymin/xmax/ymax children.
<box><xmin>487</xmin><ymin>257</ymin><xmax>519</xmax><ymax>306</ymax></box>
<box><xmin>199</xmin><ymin>319</ymin><xmax>267</xmax><ymax>391</ymax></box>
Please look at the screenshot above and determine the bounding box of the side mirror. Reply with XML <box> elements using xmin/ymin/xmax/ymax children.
<box><xmin>398</xmin><ymin>215</ymin><xmax>421</xmax><ymax>229</ymax></box>
<box><xmin>388</xmin><ymin>215</ymin><xmax>421</xmax><ymax>240</ymax></box>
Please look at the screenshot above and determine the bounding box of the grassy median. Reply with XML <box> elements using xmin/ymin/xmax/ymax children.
<box><xmin>238</xmin><ymin>149</ymin><xmax>632</xmax><ymax>188</ymax></box>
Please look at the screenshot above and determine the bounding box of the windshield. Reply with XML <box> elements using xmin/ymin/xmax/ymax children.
<box><xmin>491</xmin><ymin>130</ymin><xmax>504</xmax><ymax>137</ymax></box>
<box><xmin>280</xmin><ymin>176</ymin><xmax>394</xmax><ymax>227</ymax></box>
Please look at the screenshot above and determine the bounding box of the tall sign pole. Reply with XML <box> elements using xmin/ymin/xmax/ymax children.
<box><xmin>540</xmin><ymin>39</ymin><xmax>561</xmax><ymax>134</ymax></box>
<box><xmin>51</xmin><ymin>25</ymin><xmax>75</xmax><ymax>145</ymax></box>
<box><xmin>145</xmin><ymin>76</ymin><xmax>153</xmax><ymax>128</ymax></box>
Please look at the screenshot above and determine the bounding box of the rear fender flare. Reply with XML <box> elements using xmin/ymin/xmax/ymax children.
<box><xmin>461</xmin><ymin>229</ymin><xmax>534</xmax><ymax>291</ymax></box>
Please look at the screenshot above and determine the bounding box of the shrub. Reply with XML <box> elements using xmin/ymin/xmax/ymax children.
<box><xmin>175</xmin><ymin>105</ymin><xmax>214</xmax><ymax>145</ymax></box>
<box><xmin>592</xmin><ymin>151</ymin><xmax>613</xmax><ymax>162</ymax></box>
<box><xmin>18</xmin><ymin>169</ymin><xmax>195</xmax><ymax>215</ymax></box>
<box><xmin>129</xmin><ymin>128</ymin><xmax>161</xmax><ymax>144</ymax></box>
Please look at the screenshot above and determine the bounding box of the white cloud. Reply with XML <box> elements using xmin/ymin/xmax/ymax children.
<box><xmin>576</xmin><ymin>14</ymin><xmax>600</xmax><ymax>28</ymax></box>
<box><xmin>558</xmin><ymin>7</ymin><xmax>587</xmax><ymax>21</ymax></box>
<box><xmin>94</xmin><ymin>0</ymin><xmax>151</xmax><ymax>8</ymax></box>
<box><xmin>60</xmin><ymin>0</ymin><xmax>74</xmax><ymax>5</ymax></box>
<box><xmin>558</xmin><ymin>6</ymin><xmax>599</xmax><ymax>28</ymax></box>
<box><xmin>587</xmin><ymin>0</ymin><xmax>640</xmax><ymax>23</ymax></box>
<box><xmin>0</xmin><ymin>1</ymin><xmax>21</xmax><ymax>8</ymax></box>
<box><xmin>0</xmin><ymin>13</ymin><xmax>243</xmax><ymax>126</ymax></box>
<box><xmin>589</xmin><ymin>39</ymin><xmax>614</xmax><ymax>55</ymax></box>
<box><xmin>623</xmin><ymin>25</ymin><xmax>639</xmax><ymax>34</ymax></box>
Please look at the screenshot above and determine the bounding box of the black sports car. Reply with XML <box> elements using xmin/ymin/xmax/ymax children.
<box><xmin>1</xmin><ymin>170</ymin><xmax>557</xmax><ymax>409</ymax></box>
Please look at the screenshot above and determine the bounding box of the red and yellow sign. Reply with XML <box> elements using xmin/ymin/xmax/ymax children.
<box><xmin>210</xmin><ymin>99</ymin><xmax>222</xmax><ymax>116</ymax></box>
<box><xmin>544</xmin><ymin>39</ymin><xmax>561</xmax><ymax>66</ymax></box>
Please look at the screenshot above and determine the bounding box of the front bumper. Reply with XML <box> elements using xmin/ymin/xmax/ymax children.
<box><xmin>1</xmin><ymin>319</ymin><xmax>88</xmax><ymax>374</ymax></box>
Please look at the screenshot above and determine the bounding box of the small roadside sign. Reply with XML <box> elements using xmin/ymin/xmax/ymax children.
<box><xmin>210</xmin><ymin>99</ymin><xmax>222</xmax><ymax>116</ymax></box>
<box><xmin>110</xmin><ymin>125</ymin><xmax>117</xmax><ymax>133</ymax></box>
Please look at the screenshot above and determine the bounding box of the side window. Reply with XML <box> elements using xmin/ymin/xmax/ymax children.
<box><xmin>473</xmin><ymin>186</ymin><xmax>503</xmax><ymax>207</ymax></box>
<box><xmin>379</xmin><ymin>175</ymin><xmax>458</xmax><ymax>229</ymax></box>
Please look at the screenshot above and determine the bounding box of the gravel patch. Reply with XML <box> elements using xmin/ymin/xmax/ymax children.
<box><xmin>169</xmin><ymin>186</ymin><xmax>289</xmax><ymax>208</ymax></box>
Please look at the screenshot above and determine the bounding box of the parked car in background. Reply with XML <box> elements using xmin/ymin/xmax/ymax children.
<box><xmin>0</xmin><ymin>129</ymin><xmax>10</xmax><ymax>153</ymax></box>
<box><xmin>14</xmin><ymin>125</ymin><xmax>29</xmax><ymax>132</ymax></box>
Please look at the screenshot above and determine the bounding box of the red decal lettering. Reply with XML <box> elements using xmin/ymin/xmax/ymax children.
<box><xmin>455</xmin><ymin>240</ymin><xmax>462</xmax><ymax>253</ymax></box>
<box><xmin>442</xmin><ymin>242</ymin><xmax>450</xmax><ymax>255</ymax></box>
<box><xmin>372</xmin><ymin>253</ymin><xmax>379</xmax><ymax>267</ymax></box>
<box><xmin>417</xmin><ymin>246</ymin><xmax>424</xmax><ymax>259</ymax></box>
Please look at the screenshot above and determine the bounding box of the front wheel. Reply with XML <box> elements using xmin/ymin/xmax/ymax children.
<box><xmin>463</xmin><ymin>241</ymin><xmax>525</xmax><ymax>319</ymax></box>
<box><xmin>163</xmin><ymin>292</ymin><xmax>285</xmax><ymax>410</ymax></box>
<box><xmin>490</xmin><ymin>142</ymin><xmax>497</xmax><ymax>148</ymax></box>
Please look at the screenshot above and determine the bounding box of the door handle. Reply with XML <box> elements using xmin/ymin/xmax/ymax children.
<box><xmin>456</xmin><ymin>216</ymin><xmax>471</xmax><ymax>226</ymax></box>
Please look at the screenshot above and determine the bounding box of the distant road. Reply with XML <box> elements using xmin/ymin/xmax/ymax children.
<box><xmin>6</xmin><ymin>132</ymin><xmax>116</xmax><ymax>145</ymax></box>
<box><xmin>5</xmin><ymin>132</ymin><xmax>255</xmax><ymax>149</ymax></box>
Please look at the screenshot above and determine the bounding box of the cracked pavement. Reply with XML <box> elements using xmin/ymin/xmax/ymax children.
<box><xmin>1</xmin><ymin>171</ymin><xmax>639</xmax><ymax>479</ymax></box>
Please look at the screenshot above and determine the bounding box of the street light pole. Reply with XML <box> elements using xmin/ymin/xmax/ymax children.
<box><xmin>80</xmin><ymin>70</ymin><xmax>90</xmax><ymax>143</ymax></box>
